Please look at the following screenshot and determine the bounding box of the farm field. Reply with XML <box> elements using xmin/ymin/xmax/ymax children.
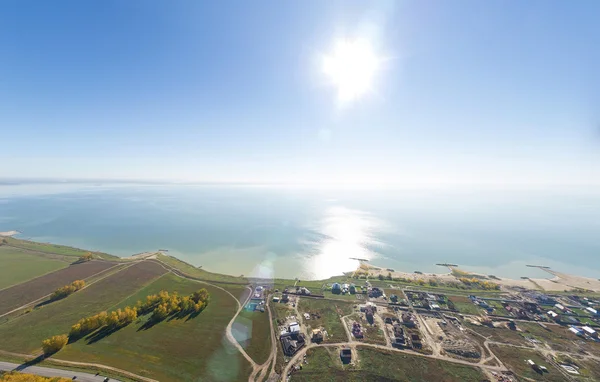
<box><xmin>233</xmin><ymin>308</ymin><xmax>272</xmax><ymax>365</ymax></box>
<box><xmin>489</xmin><ymin>344</ymin><xmax>566</xmax><ymax>382</ymax></box>
<box><xmin>57</xmin><ymin>272</ymin><xmax>252</xmax><ymax>382</ymax></box>
<box><xmin>0</xmin><ymin>246</ymin><xmax>69</xmax><ymax>290</ymax></box>
<box><xmin>0</xmin><ymin>260</ymin><xmax>118</xmax><ymax>315</ymax></box>
<box><xmin>291</xmin><ymin>347</ymin><xmax>487</xmax><ymax>381</ymax></box>
<box><xmin>0</xmin><ymin>260</ymin><xmax>167</xmax><ymax>353</ymax></box>
<box><xmin>297</xmin><ymin>298</ymin><xmax>354</xmax><ymax>343</ymax></box>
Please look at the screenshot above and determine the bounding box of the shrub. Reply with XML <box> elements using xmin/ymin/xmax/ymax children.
<box><xmin>41</xmin><ymin>334</ymin><xmax>68</xmax><ymax>355</ymax></box>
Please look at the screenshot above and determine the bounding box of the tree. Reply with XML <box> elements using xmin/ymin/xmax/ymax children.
<box><xmin>378</xmin><ymin>274</ymin><xmax>384</xmax><ymax>281</ymax></box>
<box><xmin>0</xmin><ymin>371</ymin><xmax>72</xmax><ymax>381</ymax></box>
<box><xmin>386</xmin><ymin>272</ymin><xmax>392</xmax><ymax>280</ymax></box>
<box><xmin>41</xmin><ymin>334</ymin><xmax>68</xmax><ymax>355</ymax></box>
<box><xmin>77</xmin><ymin>252</ymin><xmax>94</xmax><ymax>262</ymax></box>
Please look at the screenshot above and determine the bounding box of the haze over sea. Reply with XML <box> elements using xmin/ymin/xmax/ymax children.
<box><xmin>1</xmin><ymin>183</ymin><xmax>599</xmax><ymax>281</ymax></box>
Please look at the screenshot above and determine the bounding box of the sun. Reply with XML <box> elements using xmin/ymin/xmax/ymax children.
<box><xmin>322</xmin><ymin>38</ymin><xmax>381</xmax><ymax>104</ymax></box>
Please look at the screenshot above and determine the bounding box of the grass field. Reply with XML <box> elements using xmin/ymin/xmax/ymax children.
<box><xmin>233</xmin><ymin>308</ymin><xmax>272</xmax><ymax>365</ymax></box>
<box><xmin>0</xmin><ymin>261</ymin><xmax>166</xmax><ymax>353</ymax></box>
<box><xmin>56</xmin><ymin>272</ymin><xmax>252</xmax><ymax>382</ymax></box>
<box><xmin>465</xmin><ymin>323</ymin><xmax>531</xmax><ymax>347</ymax></box>
<box><xmin>346</xmin><ymin>313</ymin><xmax>386</xmax><ymax>345</ymax></box>
<box><xmin>0</xmin><ymin>246</ymin><xmax>69</xmax><ymax>290</ymax></box>
<box><xmin>489</xmin><ymin>344</ymin><xmax>566</xmax><ymax>382</ymax></box>
<box><xmin>447</xmin><ymin>296</ymin><xmax>484</xmax><ymax>315</ymax></box>
<box><xmin>518</xmin><ymin>322</ymin><xmax>600</xmax><ymax>354</ymax></box>
<box><xmin>157</xmin><ymin>254</ymin><xmax>248</xmax><ymax>284</ymax></box>
<box><xmin>0</xmin><ymin>260</ymin><xmax>118</xmax><ymax>315</ymax></box>
<box><xmin>292</xmin><ymin>347</ymin><xmax>487</xmax><ymax>381</ymax></box>
<box><xmin>297</xmin><ymin>298</ymin><xmax>354</xmax><ymax>343</ymax></box>
<box><xmin>4</xmin><ymin>238</ymin><xmax>117</xmax><ymax>260</ymax></box>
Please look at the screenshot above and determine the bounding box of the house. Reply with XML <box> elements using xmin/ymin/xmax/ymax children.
<box><xmin>585</xmin><ymin>307</ymin><xmax>598</xmax><ymax>316</ymax></box>
<box><xmin>365</xmin><ymin>306</ymin><xmax>374</xmax><ymax>324</ymax></box>
<box><xmin>331</xmin><ymin>283</ymin><xmax>342</xmax><ymax>294</ymax></box>
<box><xmin>340</xmin><ymin>348</ymin><xmax>352</xmax><ymax>363</ymax></box>
<box><xmin>430</xmin><ymin>303</ymin><xmax>441</xmax><ymax>311</ymax></box>
<box><xmin>547</xmin><ymin>310</ymin><xmax>558</xmax><ymax>319</ymax></box>
<box><xmin>280</xmin><ymin>332</ymin><xmax>306</xmax><ymax>356</ymax></box>
<box><xmin>359</xmin><ymin>302</ymin><xmax>377</xmax><ymax>312</ymax></box>
<box><xmin>555</xmin><ymin>303</ymin><xmax>566</xmax><ymax>312</ymax></box>
<box><xmin>582</xmin><ymin>326</ymin><xmax>598</xmax><ymax>338</ymax></box>
<box><xmin>273</xmin><ymin>296</ymin><xmax>280</xmax><ymax>303</ymax></box>
<box><xmin>390</xmin><ymin>294</ymin><xmax>399</xmax><ymax>303</ymax></box>
<box><xmin>402</xmin><ymin>313</ymin><xmax>416</xmax><ymax>327</ymax></box>
<box><xmin>281</xmin><ymin>294</ymin><xmax>289</xmax><ymax>303</ymax></box>
<box><xmin>569</xmin><ymin>327</ymin><xmax>583</xmax><ymax>336</ymax></box>
<box><xmin>352</xmin><ymin>322</ymin><xmax>363</xmax><ymax>338</ymax></box>
<box><xmin>311</xmin><ymin>329</ymin><xmax>324</xmax><ymax>343</ymax></box>
<box><xmin>289</xmin><ymin>322</ymin><xmax>300</xmax><ymax>333</ymax></box>
<box><xmin>368</xmin><ymin>287</ymin><xmax>383</xmax><ymax>298</ymax></box>
<box><xmin>298</xmin><ymin>287</ymin><xmax>311</xmax><ymax>295</ymax></box>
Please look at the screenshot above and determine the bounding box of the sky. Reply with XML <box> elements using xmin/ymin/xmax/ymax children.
<box><xmin>1</xmin><ymin>0</ymin><xmax>599</xmax><ymax>187</ymax></box>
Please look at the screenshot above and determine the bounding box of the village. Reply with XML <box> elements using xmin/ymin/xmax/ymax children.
<box><xmin>245</xmin><ymin>277</ymin><xmax>600</xmax><ymax>382</ymax></box>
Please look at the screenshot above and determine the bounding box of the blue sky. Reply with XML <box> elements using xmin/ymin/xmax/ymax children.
<box><xmin>1</xmin><ymin>0</ymin><xmax>599</xmax><ymax>187</ymax></box>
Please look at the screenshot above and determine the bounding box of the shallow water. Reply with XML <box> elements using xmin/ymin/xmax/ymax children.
<box><xmin>1</xmin><ymin>183</ymin><xmax>599</xmax><ymax>280</ymax></box>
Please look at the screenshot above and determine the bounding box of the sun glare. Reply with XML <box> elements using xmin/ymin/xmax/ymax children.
<box><xmin>322</xmin><ymin>38</ymin><xmax>381</xmax><ymax>104</ymax></box>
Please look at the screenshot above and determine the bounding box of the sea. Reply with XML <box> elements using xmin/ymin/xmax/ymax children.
<box><xmin>1</xmin><ymin>183</ymin><xmax>599</xmax><ymax>281</ymax></box>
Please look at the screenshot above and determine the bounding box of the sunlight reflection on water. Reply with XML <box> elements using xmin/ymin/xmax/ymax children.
<box><xmin>304</xmin><ymin>206</ymin><xmax>382</xmax><ymax>279</ymax></box>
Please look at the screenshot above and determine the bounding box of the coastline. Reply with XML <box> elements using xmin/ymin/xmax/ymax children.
<box><xmin>3</xmin><ymin>231</ymin><xmax>599</xmax><ymax>292</ymax></box>
<box><xmin>360</xmin><ymin>262</ymin><xmax>600</xmax><ymax>292</ymax></box>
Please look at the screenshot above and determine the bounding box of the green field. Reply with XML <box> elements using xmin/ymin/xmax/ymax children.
<box><xmin>233</xmin><ymin>308</ymin><xmax>272</xmax><ymax>365</ymax></box>
<box><xmin>0</xmin><ymin>261</ymin><xmax>166</xmax><ymax>353</ymax></box>
<box><xmin>489</xmin><ymin>344</ymin><xmax>566</xmax><ymax>382</ymax></box>
<box><xmin>157</xmin><ymin>254</ymin><xmax>248</xmax><ymax>284</ymax></box>
<box><xmin>297</xmin><ymin>298</ymin><xmax>354</xmax><ymax>343</ymax></box>
<box><xmin>0</xmin><ymin>246</ymin><xmax>69</xmax><ymax>290</ymax></box>
<box><xmin>465</xmin><ymin>323</ymin><xmax>531</xmax><ymax>348</ymax></box>
<box><xmin>292</xmin><ymin>347</ymin><xmax>487</xmax><ymax>381</ymax></box>
<box><xmin>57</xmin><ymin>272</ymin><xmax>252</xmax><ymax>382</ymax></box>
<box><xmin>4</xmin><ymin>238</ymin><xmax>117</xmax><ymax>260</ymax></box>
<box><xmin>447</xmin><ymin>296</ymin><xmax>484</xmax><ymax>315</ymax></box>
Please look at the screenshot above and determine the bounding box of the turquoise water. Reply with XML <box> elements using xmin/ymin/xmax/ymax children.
<box><xmin>1</xmin><ymin>183</ymin><xmax>599</xmax><ymax>280</ymax></box>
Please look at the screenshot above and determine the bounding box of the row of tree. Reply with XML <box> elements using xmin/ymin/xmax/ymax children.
<box><xmin>44</xmin><ymin>288</ymin><xmax>210</xmax><ymax>354</ymax></box>
<box><xmin>69</xmin><ymin>306</ymin><xmax>138</xmax><ymax>338</ymax></box>
<box><xmin>68</xmin><ymin>288</ymin><xmax>210</xmax><ymax>339</ymax></box>
<box><xmin>137</xmin><ymin>289</ymin><xmax>210</xmax><ymax>321</ymax></box>
<box><xmin>50</xmin><ymin>280</ymin><xmax>86</xmax><ymax>301</ymax></box>
<box><xmin>458</xmin><ymin>277</ymin><xmax>500</xmax><ymax>290</ymax></box>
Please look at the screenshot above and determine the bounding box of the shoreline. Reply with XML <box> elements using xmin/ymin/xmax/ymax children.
<box><xmin>360</xmin><ymin>262</ymin><xmax>600</xmax><ymax>292</ymax></box>
<box><xmin>4</xmin><ymin>231</ymin><xmax>600</xmax><ymax>292</ymax></box>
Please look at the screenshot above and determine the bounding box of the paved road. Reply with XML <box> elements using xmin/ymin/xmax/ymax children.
<box><xmin>0</xmin><ymin>361</ymin><xmax>119</xmax><ymax>381</ymax></box>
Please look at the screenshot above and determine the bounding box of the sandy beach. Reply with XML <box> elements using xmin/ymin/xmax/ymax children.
<box><xmin>359</xmin><ymin>263</ymin><xmax>600</xmax><ymax>292</ymax></box>
<box><xmin>0</xmin><ymin>230</ymin><xmax>20</xmax><ymax>237</ymax></box>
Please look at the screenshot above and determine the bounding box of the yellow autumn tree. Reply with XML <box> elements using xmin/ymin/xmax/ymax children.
<box><xmin>0</xmin><ymin>371</ymin><xmax>71</xmax><ymax>381</ymax></box>
<box><xmin>41</xmin><ymin>334</ymin><xmax>68</xmax><ymax>355</ymax></box>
